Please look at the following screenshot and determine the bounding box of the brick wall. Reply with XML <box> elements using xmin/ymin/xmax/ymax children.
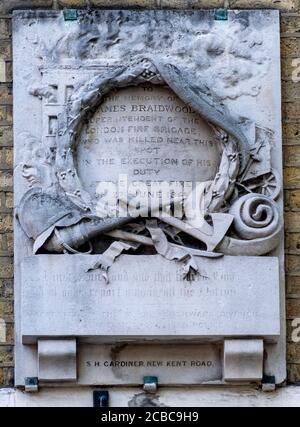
<box><xmin>0</xmin><ymin>0</ymin><xmax>300</xmax><ymax>387</ymax></box>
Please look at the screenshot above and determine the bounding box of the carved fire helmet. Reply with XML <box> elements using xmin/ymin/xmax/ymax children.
<box><xmin>17</xmin><ymin>187</ymin><xmax>89</xmax><ymax>253</ymax></box>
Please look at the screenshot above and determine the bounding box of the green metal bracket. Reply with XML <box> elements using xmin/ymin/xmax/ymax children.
<box><xmin>63</xmin><ymin>9</ymin><xmax>78</xmax><ymax>21</ymax></box>
<box><xmin>214</xmin><ymin>9</ymin><xmax>228</xmax><ymax>21</ymax></box>
<box><xmin>143</xmin><ymin>376</ymin><xmax>158</xmax><ymax>393</ymax></box>
<box><xmin>24</xmin><ymin>377</ymin><xmax>38</xmax><ymax>392</ymax></box>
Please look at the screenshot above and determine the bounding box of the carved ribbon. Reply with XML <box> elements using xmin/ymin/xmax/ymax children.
<box><xmin>145</xmin><ymin>220</ymin><xmax>198</xmax><ymax>280</ymax></box>
<box><xmin>86</xmin><ymin>240</ymin><xmax>140</xmax><ymax>284</ymax></box>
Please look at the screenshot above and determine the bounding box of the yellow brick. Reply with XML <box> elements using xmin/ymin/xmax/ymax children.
<box><xmin>281</xmin><ymin>14</ymin><xmax>300</xmax><ymax>33</ymax></box>
<box><xmin>0</xmin><ymin>257</ymin><xmax>13</xmax><ymax>279</ymax></box>
<box><xmin>284</xmin><ymin>146</ymin><xmax>300</xmax><ymax>166</ymax></box>
<box><xmin>286</xmin><ymin>254</ymin><xmax>300</xmax><ymax>274</ymax></box>
<box><xmin>5</xmin><ymin>105</ymin><xmax>12</xmax><ymax>124</ymax></box>
<box><xmin>0</xmin><ymin>107</ymin><xmax>6</xmax><ymax>123</ymax></box>
<box><xmin>0</xmin><ymin>298</ymin><xmax>13</xmax><ymax>318</ymax></box>
<box><xmin>0</xmin><ymin>127</ymin><xmax>12</xmax><ymax>147</ymax></box>
<box><xmin>284</xmin><ymin>167</ymin><xmax>300</xmax><ymax>188</ymax></box>
<box><xmin>90</xmin><ymin>0</ymin><xmax>157</xmax><ymax>6</ymax></box>
<box><xmin>0</xmin><ymin>171</ymin><xmax>12</xmax><ymax>190</ymax></box>
<box><xmin>0</xmin><ymin>85</ymin><xmax>12</xmax><ymax>104</ymax></box>
<box><xmin>288</xmin><ymin>364</ymin><xmax>300</xmax><ymax>383</ymax></box>
<box><xmin>232</xmin><ymin>0</ymin><xmax>297</xmax><ymax>10</ymax></box>
<box><xmin>285</xmin><ymin>233</ymin><xmax>300</xmax><ymax>253</ymax></box>
<box><xmin>0</xmin><ymin>1</ymin><xmax>52</xmax><ymax>14</ymax></box>
<box><xmin>287</xmin><ymin>298</ymin><xmax>300</xmax><ymax>317</ymax></box>
<box><xmin>281</xmin><ymin>80</ymin><xmax>300</xmax><ymax>101</ymax></box>
<box><xmin>5</xmin><ymin>193</ymin><xmax>12</xmax><ymax>210</ymax></box>
<box><xmin>0</xmin><ymin>60</ymin><xmax>5</xmax><ymax>83</ymax></box>
<box><xmin>6</xmin><ymin>233</ymin><xmax>12</xmax><ymax>255</ymax></box>
<box><xmin>5</xmin><ymin>323</ymin><xmax>13</xmax><ymax>344</ymax></box>
<box><xmin>0</xmin><ymin>214</ymin><xmax>12</xmax><ymax>233</ymax></box>
<box><xmin>285</xmin><ymin>189</ymin><xmax>300</xmax><ymax>210</ymax></box>
<box><xmin>5</xmin><ymin>61</ymin><xmax>12</xmax><ymax>83</ymax></box>
<box><xmin>0</xmin><ymin>41</ymin><xmax>11</xmax><ymax>61</ymax></box>
<box><xmin>287</xmin><ymin>275</ymin><xmax>300</xmax><ymax>295</ymax></box>
<box><xmin>0</xmin><ymin>367</ymin><xmax>13</xmax><ymax>387</ymax></box>
<box><xmin>285</xmin><ymin>211</ymin><xmax>300</xmax><ymax>231</ymax></box>
<box><xmin>0</xmin><ymin>147</ymin><xmax>13</xmax><ymax>168</ymax></box>
<box><xmin>58</xmin><ymin>0</ymin><xmax>85</xmax><ymax>6</ymax></box>
<box><xmin>0</xmin><ymin>20</ymin><xmax>11</xmax><ymax>40</ymax></box>
<box><xmin>0</xmin><ymin>345</ymin><xmax>13</xmax><ymax>365</ymax></box>
<box><xmin>280</xmin><ymin>57</ymin><xmax>300</xmax><ymax>86</ymax></box>
<box><xmin>0</xmin><ymin>279</ymin><xmax>13</xmax><ymax>298</ymax></box>
<box><xmin>159</xmin><ymin>0</ymin><xmax>223</xmax><ymax>7</ymax></box>
<box><xmin>287</xmin><ymin>342</ymin><xmax>300</xmax><ymax>363</ymax></box>
<box><xmin>283</xmin><ymin>102</ymin><xmax>300</xmax><ymax>120</ymax></box>
<box><xmin>0</xmin><ymin>234</ymin><xmax>8</xmax><ymax>252</ymax></box>
<box><xmin>283</xmin><ymin>122</ymin><xmax>300</xmax><ymax>140</ymax></box>
<box><xmin>281</xmin><ymin>38</ymin><xmax>300</xmax><ymax>57</ymax></box>
<box><xmin>287</xmin><ymin>319</ymin><xmax>294</xmax><ymax>341</ymax></box>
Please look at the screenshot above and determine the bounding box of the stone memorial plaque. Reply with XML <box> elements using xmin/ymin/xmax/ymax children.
<box><xmin>21</xmin><ymin>254</ymin><xmax>280</xmax><ymax>343</ymax></box>
<box><xmin>13</xmin><ymin>9</ymin><xmax>285</xmax><ymax>387</ymax></box>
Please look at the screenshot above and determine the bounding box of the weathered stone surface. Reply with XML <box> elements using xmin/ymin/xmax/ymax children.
<box><xmin>21</xmin><ymin>254</ymin><xmax>280</xmax><ymax>343</ymax></box>
<box><xmin>13</xmin><ymin>9</ymin><xmax>285</xmax><ymax>387</ymax></box>
<box><xmin>223</xmin><ymin>339</ymin><xmax>263</xmax><ymax>382</ymax></box>
<box><xmin>38</xmin><ymin>339</ymin><xmax>77</xmax><ymax>382</ymax></box>
<box><xmin>77</xmin><ymin>85</ymin><xmax>219</xmax><ymax>198</ymax></box>
<box><xmin>78</xmin><ymin>343</ymin><xmax>222</xmax><ymax>385</ymax></box>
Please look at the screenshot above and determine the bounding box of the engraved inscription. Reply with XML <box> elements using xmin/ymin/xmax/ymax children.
<box><xmin>21</xmin><ymin>255</ymin><xmax>280</xmax><ymax>342</ymax></box>
<box><xmin>76</xmin><ymin>85</ymin><xmax>220</xmax><ymax>197</ymax></box>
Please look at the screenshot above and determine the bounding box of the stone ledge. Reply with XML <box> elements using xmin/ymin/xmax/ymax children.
<box><xmin>1</xmin><ymin>0</ymin><xmax>300</xmax><ymax>14</ymax></box>
<box><xmin>1</xmin><ymin>385</ymin><xmax>300</xmax><ymax>406</ymax></box>
<box><xmin>0</xmin><ymin>1</ymin><xmax>53</xmax><ymax>15</ymax></box>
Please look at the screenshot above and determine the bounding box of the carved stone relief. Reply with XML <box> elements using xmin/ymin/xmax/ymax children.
<box><xmin>13</xmin><ymin>9</ymin><xmax>285</xmax><ymax>387</ymax></box>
